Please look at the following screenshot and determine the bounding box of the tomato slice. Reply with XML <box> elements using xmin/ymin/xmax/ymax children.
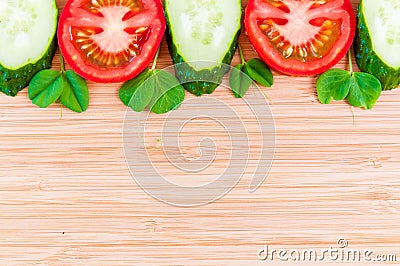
<box><xmin>58</xmin><ymin>0</ymin><xmax>166</xmax><ymax>83</ymax></box>
<box><xmin>244</xmin><ymin>0</ymin><xmax>356</xmax><ymax>76</ymax></box>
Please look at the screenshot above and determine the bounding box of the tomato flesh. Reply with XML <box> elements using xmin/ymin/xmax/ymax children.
<box><xmin>58</xmin><ymin>0</ymin><xmax>166</xmax><ymax>83</ymax></box>
<box><xmin>258</xmin><ymin>18</ymin><xmax>341</xmax><ymax>62</ymax></box>
<box><xmin>245</xmin><ymin>0</ymin><xmax>356</xmax><ymax>76</ymax></box>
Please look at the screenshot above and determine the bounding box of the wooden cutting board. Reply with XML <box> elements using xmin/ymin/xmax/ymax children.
<box><xmin>1</xmin><ymin>0</ymin><xmax>399</xmax><ymax>265</ymax></box>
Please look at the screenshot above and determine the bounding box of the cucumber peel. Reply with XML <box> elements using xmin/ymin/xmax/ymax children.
<box><xmin>164</xmin><ymin>0</ymin><xmax>242</xmax><ymax>96</ymax></box>
<box><xmin>354</xmin><ymin>0</ymin><xmax>400</xmax><ymax>90</ymax></box>
<box><xmin>0</xmin><ymin>0</ymin><xmax>58</xmax><ymax>96</ymax></box>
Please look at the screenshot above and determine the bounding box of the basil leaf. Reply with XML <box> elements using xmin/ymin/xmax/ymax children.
<box><xmin>230</xmin><ymin>64</ymin><xmax>253</xmax><ymax>98</ymax></box>
<box><xmin>347</xmin><ymin>72</ymin><xmax>382</xmax><ymax>110</ymax></box>
<box><xmin>244</xmin><ymin>58</ymin><xmax>273</xmax><ymax>87</ymax></box>
<box><xmin>28</xmin><ymin>70</ymin><xmax>63</xmax><ymax>108</ymax></box>
<box><xmin>119</xmin><ymin>69</ymin><xmax>154</xmax><ymax>112</ymax></box>
<box><xmin>60</xmin><ymin>70</ymin><xmax>89</xmax><ymax>113</ymax></box>
<box><xmin>150</xmin><ymin>70</ymin><xmax>185</xmax><ymax>114</ymax></box>
<box><xmin>316</xmin><ymin>69</ymin><xmax>351</xmax><ymax>104</ymax></box>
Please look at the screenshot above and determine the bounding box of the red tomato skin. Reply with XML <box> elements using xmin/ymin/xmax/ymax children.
<box><xmin>244</xmin><ymin>0</ymin><xmax>356</xmax><ymax>76</ymax></box>
<box><xmin>58</xmin><ymin>0</ymin><xmax>166</xmax><ymax>83</ymax></box>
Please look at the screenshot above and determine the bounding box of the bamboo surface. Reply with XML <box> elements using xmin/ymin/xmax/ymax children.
<box><xmin>1</xmin><ymin>0</ymin><xmax>400</xmax><ymax>265</ymax></box>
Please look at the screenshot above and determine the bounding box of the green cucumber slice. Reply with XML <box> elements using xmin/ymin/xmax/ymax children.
<box><xmin>165</xmin><ymin>0</ymin><xmax>242</xmax><ymax>96</ymax></box>
<box><xmin>0</xmin><ymin>0</ymin><xmax>58</xmax><ymax>96</ymax></box>
<box><xmin>354</xmin><ymin>0</ymin><xmax>400</xmax><ymax>90</ymax></box>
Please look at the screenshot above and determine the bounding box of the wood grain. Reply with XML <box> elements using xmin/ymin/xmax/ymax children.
<box><xmin>1</xmin><ymin>0</ymin><xmax>400</xmax><ymax>265</ymax></box>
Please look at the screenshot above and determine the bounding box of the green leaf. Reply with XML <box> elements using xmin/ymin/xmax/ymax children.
<box><xmin>316</xmin><ymin>69</ymin><xmax>351</xmax><ymax>104</ymax></box>
<box><xmin>119</xmin><ymin>69</ymin><xmax>154</xmax><ymax>112</ymax></box>
<box><xmin>347</xmin><ymin>72</ymin><xmax>382</xmax><ymax>110</ymax></box>
<box><xmin>150</xmin><ymin>70</ymin><xmax>185</xmax><ymax>114</ymax></box>
<box><xmin>60</xmin><ymin>70</ymin><xmax>89</xmax><ymax>113</ymax></box>
<box><xmin>244</xmin><ymin>58</ymin><xmax>273</xmax><ymax>87</ymax></box>
<box><xmin>230</xmin><ymin>64</ymin><xmax>253</xmax><ymax>98</ymax></box>
<box><xmin>28</xmin><ymin>70</ymin><xmax>63</xmax><ymax>108</ymax></box>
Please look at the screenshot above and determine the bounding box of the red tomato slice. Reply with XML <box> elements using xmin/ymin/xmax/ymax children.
<box><xmin>58</xmin><ymin>0</ymin><xmax>166</xmax><ymax>83</ymax></box>
<box><xmin>245</xmin><ymin>0</ymin><xmax>356</xmax><ymax>76</ymax></box>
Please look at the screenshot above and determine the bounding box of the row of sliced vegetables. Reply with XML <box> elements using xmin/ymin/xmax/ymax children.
<box><xmin>0</xmin><ymin>0</ymin><xmax>398</xmax><ymax>113</ymax></box>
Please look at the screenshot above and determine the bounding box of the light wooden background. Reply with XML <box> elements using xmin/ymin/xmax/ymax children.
<box><xmin>1</xmin><ymin>0</ymin><xmax>399</xmax><ymax>265</ymax></box>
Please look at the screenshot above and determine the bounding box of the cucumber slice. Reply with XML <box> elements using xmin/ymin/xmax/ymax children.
<box><xmin>354</xmin><ymin>0</ymin><xmax>400</xmax><ymax>90</ymax></box>
<box><xmin>165</xmin><ymin>0</ymin><xmax>242</xmax><ymax>96</ymax></box>
<box><xmin>0</xmin><ymin>0</ymin><xmax>58</xmax><ymax>96</ymax></box>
